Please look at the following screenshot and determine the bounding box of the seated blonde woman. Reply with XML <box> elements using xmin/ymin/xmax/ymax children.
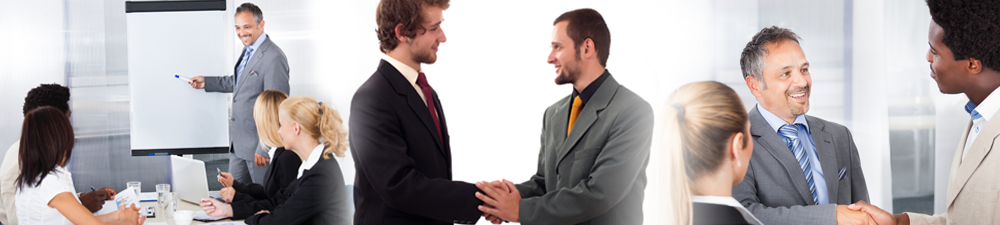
<box><xmin>217</xmin><ymin>90</ymin><xmax>302</xmax><ymax>203</ymax></box>
<box><xmin>664</xmin><ymin>81</ymin><xmax>762</xmax><ymax>224</ymax></box>
<box><xmin>200</xmin><ymin>95</ymin><xmax>351</xmax><ymax>225</ymax></box>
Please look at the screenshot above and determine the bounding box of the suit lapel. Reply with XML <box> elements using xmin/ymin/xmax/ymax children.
<box><xmin>806</xmin><ymin>116</ymin><xmax>840</xmax><ymax>203</ymax></box>
<box><xmin>946</xmin><ymin>112</ymin><xmax>1000</xmax><ymax>208</ymax></box>
<box><xmin>555</xmin><ymin>75</ymin><xmax>618</xmax><ymax>166</ymax></box>
<box><xmin>749</xmin><ymin>108</ymin><xmax>815</xmax><ymax>204</ymax></box>
<box><xmin>378</xmin><ymin>60</ymin><xmax>449</xmax><ymax>159</ymax></box>
<box><xmin>234</xmin><ymin>38</ymin><xmax>271</xmax><ymax>98</ymax></box>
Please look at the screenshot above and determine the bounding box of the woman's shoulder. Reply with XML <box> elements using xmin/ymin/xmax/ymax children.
<box><xmin>692</xmin><ymin>202</ymin><xmax>753</xmax><ymax>225</ymax></box>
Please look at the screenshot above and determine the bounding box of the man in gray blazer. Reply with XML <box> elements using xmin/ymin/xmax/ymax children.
<box><xmin>190</xmin><ymin>3</ymin><xmax>289</xmax><ymax>185</ymax></box>
<box><xmin>475</xmin><ymin>8</ymin><xmax>652</xmax><ymax>225</ymax></box>
<box><xmin>731</xmin><ymin>26</ymin><xmax>874</xmax><ymax>225</ymax></box>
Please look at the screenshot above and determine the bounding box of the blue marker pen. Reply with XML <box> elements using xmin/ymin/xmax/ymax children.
<box><xmin>175</xmin><ymin>74</ymin><xmax>192</xmax><ymax>82</ymax></box>
<box><xmin>91</xmin><ymin>186</ymin><xmax>97</xmax><ymax>192</ymax></box>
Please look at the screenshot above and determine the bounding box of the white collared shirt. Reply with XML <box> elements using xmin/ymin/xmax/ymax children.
<box><xmin>296</xmin><ymin>144</ymin><xmax>325</xmax><ymax>179</ymax></box>
<box><xmin>963</xmin><ymin>88</ymin><xmax>1000</xmax><ymax>162</ymax></box>
<box><xmin>382</xmin><ymin>54</ymin><xmax>427</xmax><ymax>106</ymax></box>
<box><xmin>692</xmin><ymin>195</ymin><xmax>762</xmax><ymax>225</ymax></box>
<box><xmin>266</xmin><ymin>146</ymin><xmax>277</xmax><ymax>159</ymax></box>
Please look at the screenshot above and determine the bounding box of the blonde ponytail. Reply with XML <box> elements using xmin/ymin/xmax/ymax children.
<box><xmin>279</xmin><ymin>95</ymin><xmax>348</xmax><ymax>159</ymax></box>
<box><xmin>660</xmin><ymin>81</ymin><xmax>748</xmax><ymax>225</ymax></box>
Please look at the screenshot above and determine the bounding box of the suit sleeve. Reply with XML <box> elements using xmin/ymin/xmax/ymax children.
<box><xmin>349</xmin><ymin>89</ymin><xmax>483</xmax><ymax>224</ymax></box>
<box><xmin>204</xmin><ymin>75</ymin><xmax>234</xmax><ymax>93</ymax></box>
<box><xmin>732</xmin><ymin>157</ymin><xmax>837</xmax><ymax>225</ymax></box>
<box><xmin>232</xmin><ymin>180</ymin><xmax>267</xmax><ymax>200</ymax></box>
<box><xmin>906</xmin><ymin>212</ymin><xmax>947</xmax><ymax>225</ymax></box>
<box><xmin>845</xmin><ymin>128</ymin><xmax>870</xmax><ymax>203</ymax></box>
<box><xmin>516</xmin><ymin>108</ymin><xmax>550</xmax><ymax>198</ymax></box>
<box><xmin>240</xmin><ymin>164</ymin><xmax>350</xmax><ymax>225</ymax></box>
<box><xmin>517</xmin><ymin>100</ymin><xmax>652</xmax><ymax>225</ymax></box>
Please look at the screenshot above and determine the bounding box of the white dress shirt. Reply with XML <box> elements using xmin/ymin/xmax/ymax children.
<box><xmin>297</xmin><ymin>144</ymin><xmax>325</xmax><ymax>179</ymax></box>
<box><xmin>15</xmin><ymin>166</ymin><xmax>78</xmax><ymax>225</ymax></box>
<box><xmin>963</xmin><ymin>88</ymin><xmax>1000</xmax><ymax>162</ymax></box>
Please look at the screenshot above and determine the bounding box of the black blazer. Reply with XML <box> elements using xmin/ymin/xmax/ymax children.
<box><xmin>231</xmin><ymin>147</ymin><xmax>302</xmax><ymax>202</ymax></box>
<box><xmin>693</xmin><ymin>202</ymin><xmax>755</xmax><ymax>225</ymax></box>
<box><xmin>349</xmin><ymin>60</ymin><xmax>483</xmax><ymax>225</ymax></box>
<box><xmin>233</xmin><ymin>155</ymin><xmax>351</xmax><ymax>225</ymax></box>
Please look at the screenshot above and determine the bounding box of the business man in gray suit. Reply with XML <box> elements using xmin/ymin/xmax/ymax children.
<box><xmin>475</xmin><ymin>8</ymin><xmax>652</xmax><ymax>225</ymax></box>
<box><xmin>190</xmin><ymin>3</ymin><xmax>289</xmax><ymax>185</ymax></box>
<box><xmin>731</xmin><ymin>26</ymin><xmax>873</xmax><ymax>225</ymax></box>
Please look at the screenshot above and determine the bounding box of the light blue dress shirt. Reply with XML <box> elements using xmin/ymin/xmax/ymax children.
<box><xmin>237</xmin><ymin>33</ymin><xmax>268</xmax><ymax>85</ymax></box>
<box><xmin>756</xmin><ymin>104</ymin><xmax>829</xmax><ymax>205</ymax></box>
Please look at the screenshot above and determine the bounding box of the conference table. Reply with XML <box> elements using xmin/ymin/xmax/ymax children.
<box><xmin>136</xmin><ymin>192</ymin><xmax>244</xmax><ymax>225</ymax></box>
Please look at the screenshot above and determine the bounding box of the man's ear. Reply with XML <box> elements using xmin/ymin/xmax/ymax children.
<box><xmin>258</xmin><ymin>20</ymin><xmax>265</xmax><ymax>30</ymax></box>
<box><xmin>968</xmin><ymin>58</ymin><xmax>984</xmax><ymax>74</ymax></box>
<box><xmin>394</xmin><ymin>24</ymin><xmax>408</xmax><ymax>44</ymax></box>
<box><xmin>746</xmin><ymin>76</ymin><xmax>761</xmax><ymax>94</ymax></box>
<box><xmin>582</xmin><ymin>38</ymin><xmax>596</xmax><ymax>59</ymax></box>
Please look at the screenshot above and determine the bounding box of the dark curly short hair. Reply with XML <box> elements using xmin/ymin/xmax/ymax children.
<box><xmin>926</xmin><ymin>0</ymin><xmax>1000</xmax><ymax>71</ymax></box>
<box><xmin>375</xmin><ymin>0</ymin><xmax>450</xmax><ymax>53</ymax></box>
<box><xmin>23</xmin><ymin>84</ymin><xmax>70</xmax><ymax>116</ymax></box>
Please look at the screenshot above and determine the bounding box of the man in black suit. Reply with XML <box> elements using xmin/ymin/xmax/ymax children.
<box><xmin>349</xmin><ymin>0</ymin><xmax>483</xmax><ymax>224</ymax></box>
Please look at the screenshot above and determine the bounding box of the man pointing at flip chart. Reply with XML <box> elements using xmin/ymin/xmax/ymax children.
<box><xmin>188</xmin><ymin>2</ymin><xmax>289</xmax><ymax>185</ymax></box>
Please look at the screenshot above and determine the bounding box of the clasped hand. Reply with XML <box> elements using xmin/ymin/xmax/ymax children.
<box><xmin>475</xmin><ymin>179</ymin><xmax>520</xmax><ymax>224</ymax></box>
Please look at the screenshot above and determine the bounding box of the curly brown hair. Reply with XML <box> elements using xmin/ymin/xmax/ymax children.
<box><xmin>375</xmin><ymin>0</ymin><xmax>449</xmax><ymax>53</ymax></box>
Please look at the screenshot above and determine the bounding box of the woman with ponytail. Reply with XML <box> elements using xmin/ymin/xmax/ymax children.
<box><xmin>217</xmin><ymin>90</ymin><xmax>302</xmax><ymax>203</ymax></box>
<box><xmin>663</xmin><ymin>81</ymin><xmax>761</xmax><ymax>224</ymax></box>
<box><xmin>201</xmin><ymin>95</ymin><xmax>350</xmax><ymax>225</ymax></box>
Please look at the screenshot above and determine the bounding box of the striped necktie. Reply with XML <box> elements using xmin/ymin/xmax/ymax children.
<box><xmin>778</xmin><ymin>124</ymin><xmax>819</xmax><ymax>204</ymax></box>
<box><xmin>236</xmin><ymin>47</ymin><xmax>253</xmax><ymax>86</ymax></box>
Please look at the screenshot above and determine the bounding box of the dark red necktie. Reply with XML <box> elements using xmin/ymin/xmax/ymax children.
<box><xmin>415</xmin><ymin>73</ymin><xmax>442</xmax><ymax>143</ymax></box>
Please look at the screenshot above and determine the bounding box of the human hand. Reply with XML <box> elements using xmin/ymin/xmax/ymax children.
<box><xmin>99</xmin><ymin>187</ymin><xmax>117</xmax><ymax>199</ymax></box>
<box><xmin>475</xmin><ymin>179</ymin><xmax>520</xmax><ymax>223</ymax></box>
<box><xmin>483</xmin><ymin>212</ymin><xmax>505</xmax><ymax>224</ymax></box>
<box><xmin>848</xmin><ymin>201</ymin><xmax>898</xmax><ymax>225</ymax></box>
<box><xmin>199</xmin><ymin>197</ymin><xmax>233</xmax><ymax>218</ymax></box>
<box><xmin>220</xmin><ymin>187</ymin><xmax>236</xmax><ymax>203</ymax></box>
<box><xmin>254</xmin><ymin>210</ymin><xmax>270</xmax><ymax>215</ymax></box>
<box><xmin>80</xmin><ymin>190</ymin><xmax>110</xmax><ymax>213</ymax></box>
<box><xmin>218</xmin><ymin>172</ymin><xmax>234</xmax><ymax>187</ymax></box>
<box><xmin>189</xmin><ymin>76</ymin><xmax>205</xmax><ymax>89</ymax></box>
<box><xmin>110</xmin><ymin>203</ymin><xmax>144</xmax><ymax>225</ymax></box>
<box><xmin>254</xmin><ymin>153</ymin><xmax>269</xmax><ymax>167</ymax></box>
<box><xmin>837</xmin><ymin>205</ymin><xmax>877</xmax><ymax>225</ymax></box>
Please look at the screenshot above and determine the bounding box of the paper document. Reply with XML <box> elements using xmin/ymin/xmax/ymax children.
<box><xmin>138</xmin><ymin>192</ymin><xmax>157</xmax><ymax>202</ymax></box>
<box><xmin>95</xmin><ymin>187</ymin><xmax>142</xmax><ymax>216</ymax></box>
<box><xmin>194</xmin><ymin>210</ymin><xmax>229</xmax><ymax>221</ymax></box>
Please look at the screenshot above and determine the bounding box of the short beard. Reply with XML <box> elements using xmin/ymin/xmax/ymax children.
<box><xmin>555</xmin><ymin>65</ymin><xmax>579</xmax><ymax>85</ymax></box>
<box><xmin>786</xmin><ymin>85</ymin><xmax>811</xmax><ymax>116</ymax></box>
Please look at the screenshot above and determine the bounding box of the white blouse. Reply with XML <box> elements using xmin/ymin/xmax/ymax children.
<box><xmin>15</xmin><ymin>166</ymin><xmax>77</xmax><ymax>225</ymax></box>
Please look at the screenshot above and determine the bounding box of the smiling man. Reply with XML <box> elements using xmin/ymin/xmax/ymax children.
<box><xmin>350</xmin><ymin>0</ymin><xmax>487</xmax><ymax>224</ymax></box>
<box><xmin>474</xmin><ymin>8</ymin><xmax>652</xmax><ymax>225</ymax></box>
<box><xmin>731</xmin><ymin>26</ymin><xmax>873</xmax><ymax>225</ymax></box>
<box><xmin>187</xmin><ymin>2</ymin><xmax>290</xmax><ymax>186</ymax></box>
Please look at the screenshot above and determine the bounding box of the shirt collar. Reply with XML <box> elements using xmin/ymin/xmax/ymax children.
<box><xmin>691</xmin><ymin>195</ymin><xmax>744</xmax><ymax>208</ymax></box>
<box><xmin>756</xmin><ymin>104</ymin><xmax>810</xmax><ymax>134</ymax></box>
<box><xmin>296</xmin><ymin>144</ymin><xmax>325</xmax><ymax>179</ymax></box>
<box><xmin>967</xmin><ymin>88</ymin><xmax>1000</xmax><ymax>121</ymax></box>
<box><xmin>382</xmin><ymin>54</ymin><xmax>421</xmax><ymax>87</ymax></box>
<box><xmin>246</xmin><ymin>33</ymin><xmax>267</xmax><ymax>52</ymax></box>
<box><xmin>571</xmin><ymin>69</ymin><xmax>610</xmax><ymax>105</ymax></box>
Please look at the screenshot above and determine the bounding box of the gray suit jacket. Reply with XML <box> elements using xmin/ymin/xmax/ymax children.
<box><xmin>908</xmin><ymin>107</ymin><xmax>1000</xmax><ymax>224</ymax></box>
<box><xmin>733</xmin><ymin>107</ymin><xmax>869</xmax><ymax>225</ymax></box>
<box><xmin>515</xmin><ymin>73</ymin><xmax>652</xmax><ymax>225</ymax></box>
<box><xmin>204</xmin><ymin>36</ymin><xmax>290</xmax><ymax>160</ymax></box>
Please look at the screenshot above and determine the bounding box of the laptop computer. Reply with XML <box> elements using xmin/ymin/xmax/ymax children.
<box><xmin>170</xmin><ymin>156</ymin><xmax>210</xmax><ymax>204</ymax></box>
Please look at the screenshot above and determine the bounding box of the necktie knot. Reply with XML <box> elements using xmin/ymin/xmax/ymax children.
<box><xmin>416</xmin><ymin>72</ymin><xmax>429</xmax><ymax>88</ymax></box>
<box><xmin>778</xmin><ymin>124</ymin><xmax>801</xmax><ymax>140</ymax></box>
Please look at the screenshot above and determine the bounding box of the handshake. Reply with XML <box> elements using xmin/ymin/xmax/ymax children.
<box><xmin>474</xmin><ymin>179</ymin><xmax>520</xmax><ymax>224</ymax></box>
<box><xmin>840</xmin><ymin>201</ymin><xmax>909</xmax><ymax>225</ymax></box>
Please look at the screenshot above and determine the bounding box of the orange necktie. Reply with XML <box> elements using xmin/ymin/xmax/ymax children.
<box><xmin>567</xmin><ymin>96</ymin><xmax>583</xmax><ymax>136</ymax></box>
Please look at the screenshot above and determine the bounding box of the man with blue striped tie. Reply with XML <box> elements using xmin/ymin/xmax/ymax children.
<box><xmin>732</xmin><ymin>26</ymin><xmax>873</xmax><ymax>225</ymax></box>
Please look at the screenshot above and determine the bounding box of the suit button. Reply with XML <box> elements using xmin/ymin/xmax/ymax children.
<box><xmin>233</xmin><ymin>99</ymin><xmax>236</xmax><ymax>103</ymax></box>
<box><xmin>231</xmin><ymin>118</ymin><xmax>235</xmax><ymax>121</ymax></box>
<box><xmin>557</xmin><ymin>174</ymin><xmax>561</xmax><ymax>180</ymax></box>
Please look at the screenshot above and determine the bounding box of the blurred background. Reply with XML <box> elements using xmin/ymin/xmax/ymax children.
<box><xmin>0</xmin><ymin>0</ymin><xmax>963</xmax><ymax>224</ymax></box>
